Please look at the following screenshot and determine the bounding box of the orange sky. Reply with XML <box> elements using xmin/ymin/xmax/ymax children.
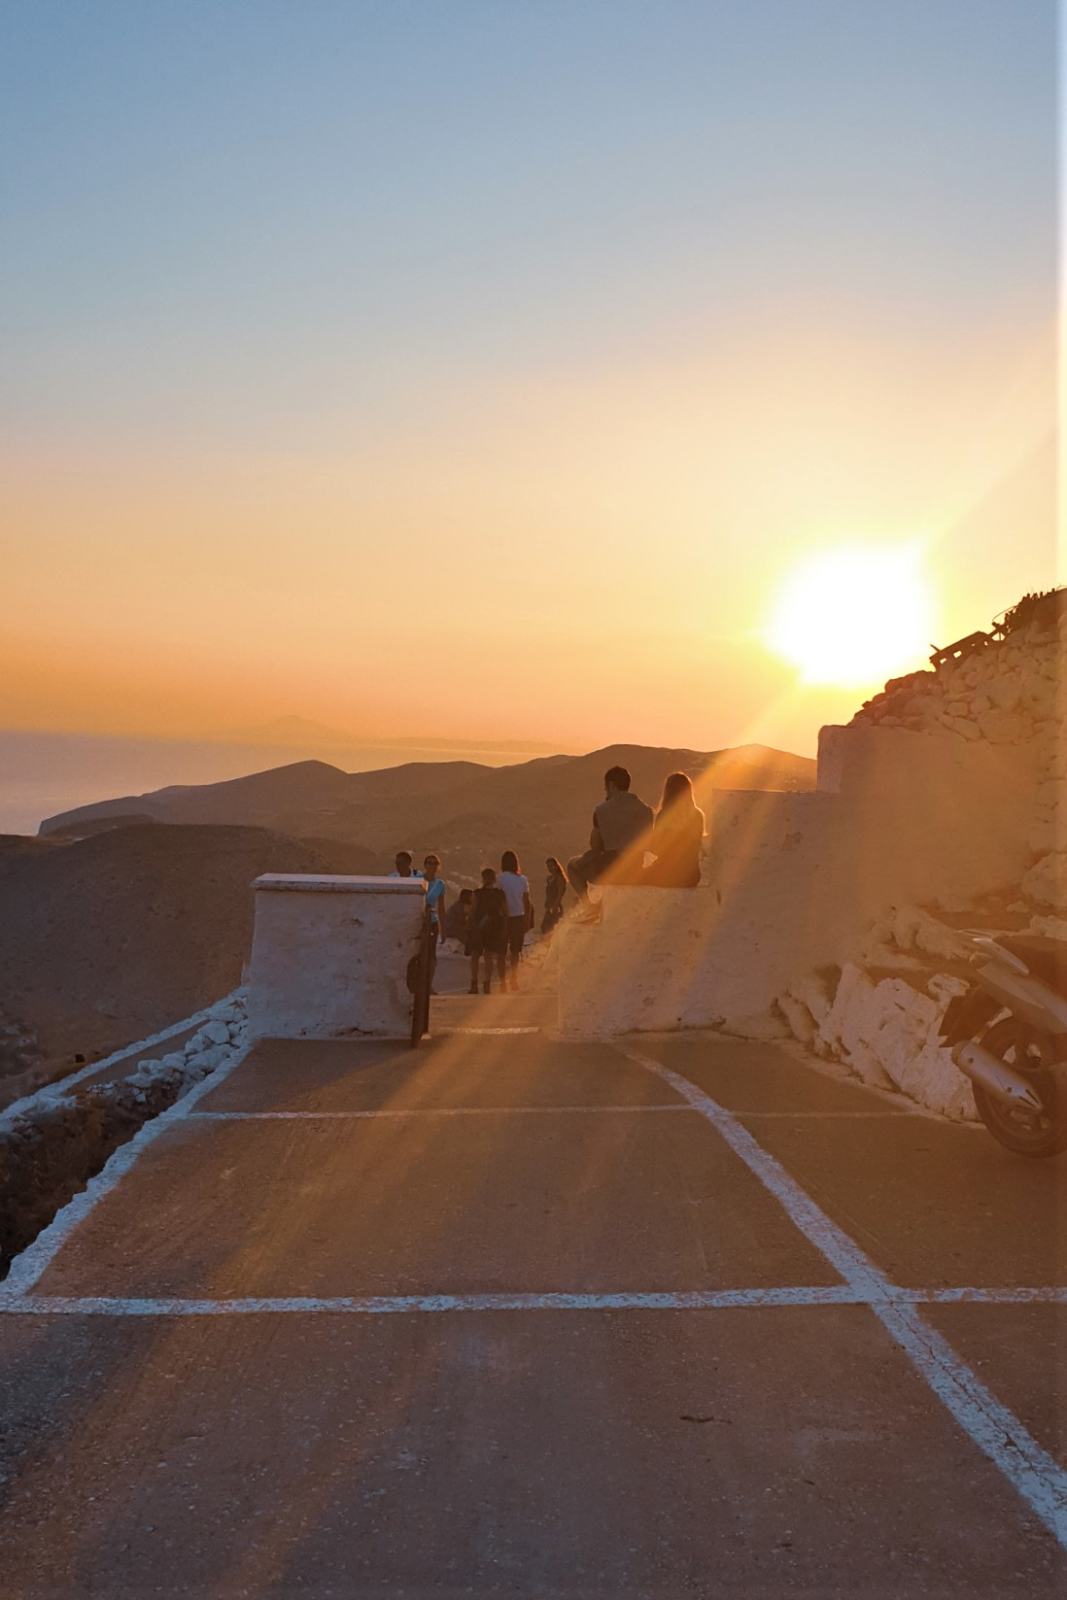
<box><xmin>3</xmin><ymin>316</ymin><xmax>1056</xmax><ymax>757</ymax></box>
<box><xmin>3</xmin><ymin>3</ymin><xmax>1057</xmax><ymax>761</ymax></box>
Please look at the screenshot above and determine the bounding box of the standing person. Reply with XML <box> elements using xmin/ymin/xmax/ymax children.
<box><xmin>498</xmin><ymin>850</ymin><xmax>533</xmax><ymax>992</ymax></box>
<box><xmin>566</xmin><ymin>765</ymin><xmax>654</xmax><ymax>908</ymax></box>
<box><xmin>644</xmin><ymin>772</ymin><xmax>706</xmax><ymax>887</ymax></box>
<box><xmin>444</xmin><ymin>887</ymin><xmax>473</xmax><ymax>949</ymax></box>
<box><xmin>467</xmin><ymin>867</ymin><xmax>508</xmax><ymax>994</ymax></box>
<box><xmin>541</xmin><ymin>857</ymin><xmax>568</xmax><ymax>936</ymax></box>
<box><xmin>421</xmin><ymin>854</ymin><xmax>447</xmax><ymax>989</ymax></box>
<box><xmin>389</xmin><ymin>851</ymin><xmax>421</xmax><ymax>879</ymax></box>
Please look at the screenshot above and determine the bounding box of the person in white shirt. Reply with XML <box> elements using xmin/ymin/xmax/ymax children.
<box><xmin>498</xmin><ymin>850</ymin><xmax>533</xmax><ymax>993</ymax></box>
<box><xmin>388</xmin><ymin>850</ymin><xmax>421</xmax><ymax>879</ymax></box>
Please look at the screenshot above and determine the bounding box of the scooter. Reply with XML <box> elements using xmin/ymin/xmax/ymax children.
<box><xmin>939</xmin><ymin>931</ymin><xmax>1067</xmax><ymax>1156</ymax></box>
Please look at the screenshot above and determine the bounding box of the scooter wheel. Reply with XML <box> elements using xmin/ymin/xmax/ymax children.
<box><xmin>971</xmin><ymin>1018</ymin><xmax>1067</xmax><ymax>1157</ymax></box>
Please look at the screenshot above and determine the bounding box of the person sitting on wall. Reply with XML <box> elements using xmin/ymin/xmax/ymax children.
<box><xmin>643</xmin><ymin>771</ymin><xmax>705</xmax><ymax>887</ymax></box>
<box><xmin>566</xmin><ymin>765</ymin><xmax>654</xmax><ymax>913</ymax></box>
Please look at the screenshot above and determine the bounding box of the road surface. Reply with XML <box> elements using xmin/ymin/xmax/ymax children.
<box><xmin>0</xmin><ymin>997</ymin><xmax>1064</xmax><ymax>1596</ymax></box>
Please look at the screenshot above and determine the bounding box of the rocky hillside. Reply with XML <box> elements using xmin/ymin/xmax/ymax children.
<box><xmin>849</xmin><ymin>590</ymin><xmax>1062</xmax><ymax>906</ymax></box>
<box><xmin>774</xmin><ymin>589</ymin><xmax>1065</xmax><ymax>1117</ymax></box>
<box><xmin>851</xmin><ymin>589</ymin><xmax>1060</xmax><ymax>749</ymax></box>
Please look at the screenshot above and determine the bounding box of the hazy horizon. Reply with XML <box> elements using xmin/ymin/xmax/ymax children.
<box><xmin>0</xmin><ymin>719</ymin><xmax>821</xmax><ymax>839</ymax></box>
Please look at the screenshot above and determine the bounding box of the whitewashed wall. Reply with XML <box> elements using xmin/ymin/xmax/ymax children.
<box><xmin>558</xmin><ymin>608</ymin><xmax>1059</xmax><ymax>1117</ymax></box>
<box><xmin>247</xmin><ymin>874</ymin><xmax>425</xmax><ymax>1040</ymax></box>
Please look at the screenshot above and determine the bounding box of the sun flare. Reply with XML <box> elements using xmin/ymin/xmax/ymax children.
<box><xmin>766</xmin><ymin>545</ymin><xmax>934</xmax><ymax>688</ymax></box>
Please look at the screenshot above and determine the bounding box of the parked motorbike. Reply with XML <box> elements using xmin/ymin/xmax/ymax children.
<box><xmin>939</xmin><ymin>931</ymin><xmax>1067</xmax><ymax>1156</ymax></box>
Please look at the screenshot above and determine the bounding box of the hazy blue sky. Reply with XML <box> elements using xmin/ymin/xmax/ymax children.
<box><xmin>2</xmin><ymin>0</ymin><xmax>1058</xmax><ymax>756</ymax></box>
<box><xmin>4</xmin><ymin>0</ymin><xmax>1055</xmax><ymax>446</ymax></box>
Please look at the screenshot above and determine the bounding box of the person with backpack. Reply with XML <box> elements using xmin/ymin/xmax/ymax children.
<box><xmin>443</xmin><ymin>887</ymin><xmax>474</xmax><ymax>949</ymax></box>
<box><xmin>467</xmin><ymin>867</ymin><xmax>508</xmax><ymax>994</ymax></box>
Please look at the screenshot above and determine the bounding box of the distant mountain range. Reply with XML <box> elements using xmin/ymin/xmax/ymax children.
<box><xmin>40</xmin><ymin>741</ymin><xmax>816</xmax><ymax>882</ymax></box>
<box><xmin>0</xmin><ymin>727</ymin><xmax>566</xmax><ymax>837</ymax></box>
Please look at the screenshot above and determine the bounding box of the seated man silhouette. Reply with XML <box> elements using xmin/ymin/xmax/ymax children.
<box><xmin>567</xmin><ymin>765</ymin><xmax>654</xmax><ymax>914</ymax></box>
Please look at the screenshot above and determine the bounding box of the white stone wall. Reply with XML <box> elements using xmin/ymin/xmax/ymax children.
<box><xmin>849</xmin><ymin>607</ymin><xmax>1064</xmax><ymax>907</ymax></box>
<box><xmin>777</xmin><ymin>603</ymin><xmax>1064</xmax><ymax>1115</ymax></box>
<box><xmin>558</xmin><ymin>597</ymin><xmax>1064</xmax><ymax>1119</ymax></box>
<box><xmin>558</xmin><ymin>729</ymin><xmax>1036</xmax><ymax>1047</ymax></box>
<box><xmin>247</xmin><ymin>874</ymin><xmax>426</xmax><ymax>1040</ymax></box>
<box><xmin>127</xmin><ymin>991</ymin><xmax>250</xmax><ymax>1100</ymax></box>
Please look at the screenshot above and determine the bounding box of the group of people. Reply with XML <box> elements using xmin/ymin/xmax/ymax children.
<box><xmin>388</xmin><ymin>761</ymin><xmax>706</xmax><ymax>993</ymax></box>
<box><xmin>389</xmin><ymin>848</ymin><xmax>567</xmax><ymax>995</ymax></box>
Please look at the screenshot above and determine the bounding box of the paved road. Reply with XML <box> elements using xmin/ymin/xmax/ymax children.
<box><xmin>0</xmin><ymin>1001</ymin><xmax>1064</xmax><ymax>1596</ymax></box>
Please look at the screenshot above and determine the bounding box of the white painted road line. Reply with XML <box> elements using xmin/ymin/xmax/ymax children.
<box><xmin>616</xmin><ymin>1046</ymin><xmax>1067</xmax><ymax>1550</ymax></box>
<box><xmin>188</xmin><ymin>1104</ymin><xmax>691</xmax><ymax>1120</ymax></box>
<box><xmin>0</xmin><ymin>1043</ymin><xmax>254</xmax><ymax>1300</ymax></box>
<box><xmin>2</xmin><ymin>1285</ymin><xmax>1065</xmax><ymax>1317</ymax></box>
<box><xmin>734</xmin><ymin>1110</ymin><xmax>918</xmax><ymax>1119</ymax></box>
<box><xmin>921</xmin><ymin>1286</ymin><xmax>1067</xmax><ymax>1304</ymax></box>
<box><xmin>434</xmin><ymin>1026</ymin><xmax>542</xmax><ymax>1035</ymax></box>
<box><xmin>185</xmin><ymin>1107</ymin><xmax>923</xmax><ymax>1124</ymax></box>
<box><xmin>0</xmin><ymin>1287</ymin><xmax>867</xmax><ymax>1316</ymax></box>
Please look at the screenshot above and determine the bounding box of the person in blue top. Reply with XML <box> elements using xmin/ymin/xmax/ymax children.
<box><xmin>422</xmin><ymin>853</ymin><xmax>447</xmax><ymax>991</ymax></box>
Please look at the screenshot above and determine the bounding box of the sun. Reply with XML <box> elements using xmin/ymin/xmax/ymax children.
<box><xmin>766</xmin><ymin>545</ymin><xmax>934</xmax><ymax>688</ymax></box>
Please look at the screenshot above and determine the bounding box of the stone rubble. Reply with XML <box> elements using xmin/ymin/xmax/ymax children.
<box><xmin>126</xmin><ymin>991</ymin><xmax>248</xmax><ymax>1104</ymax></box>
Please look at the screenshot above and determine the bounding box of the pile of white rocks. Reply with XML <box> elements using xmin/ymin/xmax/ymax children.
<box><xmin>127</xmin><ymin>988</ymin><xmax>248</xmax><ymax>1104</ymax></box>
<box><xmin>778</xmin><ymin>898</ymin><xmax>1067</xmax><ymax>1120</ymax></box>
<box><xmin>776</xmin><ymin>907</ymin><xmax>977</xmax><ymax>1119</ymax></box>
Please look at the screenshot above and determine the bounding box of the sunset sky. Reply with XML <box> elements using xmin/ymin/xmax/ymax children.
<box><xmin>2</xmin><ymin>0</ymin><xmax>1057</xmax><ymax>758</ymax></box>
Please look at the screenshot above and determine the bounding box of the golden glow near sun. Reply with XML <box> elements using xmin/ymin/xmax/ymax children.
<box><xmin>767</xmin><ymin>545</ymin><xmax>934</xmax><ymax>688</ymax></box>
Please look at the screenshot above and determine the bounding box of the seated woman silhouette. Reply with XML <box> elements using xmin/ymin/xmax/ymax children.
<box><xmin>644</xmin><ymin>771</ymin><xmax>705</xmax><ymax>888</ymax></box>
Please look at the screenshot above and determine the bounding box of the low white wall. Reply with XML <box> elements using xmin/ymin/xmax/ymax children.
<box><xmin>247</xmin><ymin>874</ymin><xmax>425</xmax><ymax>1040</ymax></box>
<box><xmin>558</xmin><ymin>792</ymin><xmax>843</xmax><ymax>1039</ymax></box>
<box><xmin>558</xmin><ymin>726</ymin><xmax>1039</xmax><ymax>1041</ymax></box>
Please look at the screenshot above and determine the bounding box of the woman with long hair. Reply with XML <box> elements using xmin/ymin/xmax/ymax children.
<box><xmin>541</xmin><ymin>856</ymin><xmax>568</xmax><ymax>936</ymax></box>
<box><xmin>644</xmin><ymin>771</ymin><xmax>705</xmax><ymax>887</ymax></box>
